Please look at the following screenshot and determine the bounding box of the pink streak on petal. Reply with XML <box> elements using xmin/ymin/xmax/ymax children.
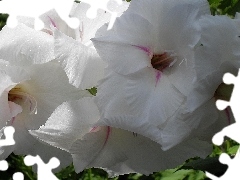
<box><xmin>48</xmin><ymin>16</ymin><xmax>57</xmax><ymax>28</ymax></box>
<box><xmin>90</xmin><ymin>126</ymin><xmax>99</xmax><ymax>133</ymax></box>
<box><xmin>133</xmin><ymin>45</ymin><xmax>153</xmax><ymax>57</ymax></box>
<box><xmin>155</xmin><ymin>71</ymin><xmax>161</xmax><ymax>87</ymax></box>
<box><xmin>11</xmin><ymin>117</ymin><xmax>15</xmax><ymax>125</ymax></box>
<box><xmin>225</xmin><ymin>107</ymin><xmax>231</xmax><ymax>125</ymax></box>
<box><xmin>103</xmin><ymin>126</ymin><xmax>111</xmax><ymax>147</ymax></box>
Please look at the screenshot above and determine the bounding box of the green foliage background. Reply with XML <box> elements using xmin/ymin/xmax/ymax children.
<box><xmin>0</xmin><ymin>0</ymin><xmax>240</xmax><ymax>179</ymax></box>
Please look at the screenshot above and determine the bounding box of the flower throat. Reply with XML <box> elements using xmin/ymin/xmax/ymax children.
<box><xmin>151</xmin><ymin>52</ymin><xmax>175</xmax><ymax>71</ymax></box>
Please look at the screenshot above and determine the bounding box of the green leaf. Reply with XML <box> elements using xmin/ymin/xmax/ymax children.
<box><xmin>180</xmin><ymin>157</ymin><xmax>228</xmax><ymax>177</ymax></box>
<box><xmin>227</xmin><ymin>145</ymin><xmax>240</xmax><ymax>155</ymax></box>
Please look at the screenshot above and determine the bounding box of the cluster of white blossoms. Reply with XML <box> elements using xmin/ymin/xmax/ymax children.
<box><xmin>1</xmin><ymin>0</ymin><xmax>240</xmax><ymax>176</ymax></box>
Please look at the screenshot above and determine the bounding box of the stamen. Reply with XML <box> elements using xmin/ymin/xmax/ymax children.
<box><xmin>151</xmin><ymin>52</ymin><xmax>176</xmax><ymax>71</ymax></box>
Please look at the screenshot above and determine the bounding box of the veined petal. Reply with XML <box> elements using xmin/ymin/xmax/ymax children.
<box><xmin>157</xmin><ymin>4</ymin><xmax>201</xmax><ymax>53</ymax></box>
<box><xmin>160</xmin><ymin>99</ymin><xmax>219</xmax><ymax>150</ymax></box>
<box><xmin>95</xmin><ymin>69</ymin><xmax>133</xmax><ymax>118</ymax></box>
<box><xmin>196</xmin><ymin>15</ymin><xmax>240</xmax><ymax>78</ymax></box>
<box><xmin>19</xmin><ymin>62</ymin><xmax>90</xmax><ymax>129</ymax></box>
<box><xmin>92</xmin><ymin>40</ymin><xmax>151</xmax><ymax>75</ymax></box>
<box><xmin>30</xmin><ymin>98</ymin><xmax>99</xmax><ymax>151</ymax></box>
<box><xmin>0</xmin><ymin>24</ymin><xmax>54</xmax><ymax>66</ymax></box>
<box><xmin>71</xmin><ymin>1</ymin><xmax>129</xmax><ymax>45</ymax></box>
<box><xmin>115</xmin><ymin>0</ymin><xmax>209</xmax><ymax>54</ymax></box>
<box><xmin>54</xmin><ymin>30</ymin><xmax>105</xmax><ymax>89</ymax></box>
<box><xmin>125</xmin><ymin>67</ymin><xmax>185</xmax><ymax>124</ymax></box>
<box><xmin>111</xmin><ymin>12</ymin><xmax>155</xmax><ymax>48</ymax></box>
<box><xmin>40</xmin><ymin>9</ymin><xmax>77</xmax><ymax>39</ymax></box>
<box><xmin>70</xmin><ymin>127</ymin><xmax>212</xmax><ymax>175</ymax></box>
<box><xmin>186</xmin><ymin>62</ymin><xmax>238</xmax><ymax>112</ymax></box>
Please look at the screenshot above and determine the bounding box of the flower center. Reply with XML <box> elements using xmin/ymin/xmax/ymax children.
<box><xmin>214</xmin><ymin>83</ymin><xmax>233</xmax><ymax>101</ymax></box>
<box><xmin>8</xmin><ymin>86</ymin><xmax>37</xmax><ymax>114</ymax></box>
<box><xmin>151</xmin><ymin>52</ymin><xmax>176</xmax><ymax>71</ymax></box>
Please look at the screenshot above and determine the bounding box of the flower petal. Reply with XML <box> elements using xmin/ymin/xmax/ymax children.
<box><xmin>0</xmin><ymin>24</ymin><xmax>54</xmax><ymax>66</ymax></box>
<box><xmin>1</xmin><ymin>119</ymin><xmax>72</xmax><ymax>172</ymax></box>
<box><xmin>125</xmin><ymin>67</ymin><xmax>185</xmax><ymax>124</ymax></box>
<box><xmin>40</xmin><ymin>9</ymin><xmax>77</xmax><ymax>39</ymax></box>
<box><xmin>92</xmin><ymin>13</ymin><xmax>154</xmax><ymax>75</ymax></box>
<box><xmin>70</xmin><ymin>127</ymin><xmax>212</xmax><ymax>175</ymax></box>
<box><xmin>20</xmin><ymin>62</ymin><xmax>90</xmax><ymax>129</ymax></box>
<box><xmin>71</xmin><ymin>1</ymin><xmax>129</xmax><ymax>46</ymax></box>
<box><xmin>54</xmin><ymin>30</ymin><xmax>105</xmax><ymax>89</ymax></box>
<box><xmin>0</xmin><ymin>64</ymin><xmax>30</xmax><ymax>128</ymax></box>
<box><xmin>30</xmin><ymin>98</ymin><xmax>99</xmax><ymax>151</ymax></box>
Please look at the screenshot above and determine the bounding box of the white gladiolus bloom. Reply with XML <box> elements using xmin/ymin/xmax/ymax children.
<box><xmin>38</xmin><ymin>2</ymin><xmax>129</xmax><ymax>89</ymax></box>
<box><xmin>0</xmin><ymin>24</ymin><xmax>90</xmax><ymax>171</ymax></box>
<box><xmin>31</xmin><ymin>97</ymin><xmax>212</xmax><ymax>175</ymax></box>
<box><xmin>92</xmin><ymin>0</ymin><xmax>216</xmax><ymax>150</ymax></box>
<box><xmin>188</xmin><ymin>15</ymin><xmax>240</xmax><ymax>110</ymax></box>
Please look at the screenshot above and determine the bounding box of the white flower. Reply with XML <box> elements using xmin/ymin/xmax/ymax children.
<box><xmin>92</xmin><ymin>0</ymin><xmax>213</xmax><ymax>149</ymax></box>
<box><xmin>38</xmin><ymin>2</ymin><xmax>129</xmax><ymax>89</ymax></box>
<box><xmin>30</xmin><ymin>97</ymin><xmax>212</xmax><ymax>175</ymax></box>
<box><xmin>187</xmin><ymin>15</ymin><xmax>240</xmax><ymax>110</ymax></box>
<box><xmin>0</xmin><ymin>24</ymin><xmax>89</xmax><ymax>171</ymax></box>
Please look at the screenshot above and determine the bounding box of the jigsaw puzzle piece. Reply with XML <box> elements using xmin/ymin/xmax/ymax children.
<box><xmin>212</xmin><ymin>122</ymin><xmax>240</xmax><ymax>146</ymax></box>
<box><xmin>80</xmin><ymin>0</ymin><xmax>125</xmax><ymax>29</ymax></box>
<box><xmin>206</xmin><ymin>149</ymin><xmax>240</xmax><ymax>180</ymax></box>
<box><xmin>0</xmin><ymin>126</ymin><xmax>15</xmax><ymax>147</ymax></box>
<box><xmin>0</xmin><ymin>0</ymin><xmax>79</xmax><ymax>30</ymax></box>
<box><xmin>24</xmin><ymin>155</ymin><xmax>60</xmax><ymax>180</ymax></box>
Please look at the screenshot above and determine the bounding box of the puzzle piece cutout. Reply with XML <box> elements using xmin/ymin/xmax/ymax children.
<box><xmin>212</xmin><ymin>70</ymin><xmax>240</xmax><ymax>145</ymax></box>
<box><xmin>81</xmin><ymin>0</ymin><xmax>123</xmax><ymax>29</ymax></box>
<box><xmin>0</xmin><ymin>126</ymin><xmax>24</xmax><ymax>180</ymax></box>
<box><xmin>0</xmin><ymin>126</ymin><xmax>15</xmax><ymax>171</ymax></box>
<box><xmin>24</xmin><ymin>155</ymin><xmax>60</xmax><ymax>180</ymax></box>
<box><xmin>206</xmin><ymin>69</ymin><xmax>240</xmax><ymax>179</ymax></box>
<box><xmin>206</xmin><ymin>150</ymin><xmax>240</xmax><ymax>180</ymax></box>
<box><xmin>0</xmin><ymin>126</ymin><xmax>15</xmax><ymax>147</ymax></box>
<box><xmin>0</xmin><ymin>0</ymin><xmax>79</xmax><ymax>30</ymax></box>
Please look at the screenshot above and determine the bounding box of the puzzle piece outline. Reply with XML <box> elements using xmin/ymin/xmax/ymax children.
<box><xmin>0</xmin><ymin>126</ymin><xmax>24</xmax><ymax>180</ymax></box>
<box><xmin>24</xmin><ymin>155</ymin><xmax>60</xmax><ymax>180</ymax></box>
<box><xmin>206</xmin><ymin>69</ymin><xmax>240</xmax><ymax>179</ymax></box>
<box><xmin>78</xmin><ymin>0</ymin><xmax>123</xmax><ymax>30</ymax></box>
<box><xmin>0</xmin><ymin>0</ymin><xmax>79</xmax><ymax>30</ymax></box>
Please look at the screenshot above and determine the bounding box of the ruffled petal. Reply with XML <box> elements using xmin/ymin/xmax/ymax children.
<box><xmin>0</xmin><ymin>64</ymin><xmax>30</xmax><ymax>128</ymax></box>
<box><xmin>70</xmin><ymin>1</ymin><xmax>129</xmax><ymax>46</ymax></box>
<box><xmin>30</xmin><ymin>98</ymin><xmax>99</xmax><ymax>151</ymax></box>
<box><xmin>54</xmin><ymin>30</ymin><xmax>105</xmax><ymax>89</ymax></box>
<box><xmin>160</xmin><ymin>99</ymin><xmax>218</xmax><ymax>150</ymax></box>
<box><xmin>40</xmin><ymin>9</ymin><xmax>77</xmax><ymax>39</ymax></box>
<box><xmin>195</xmin><ymin>15</ymin><xmax>240</xmax><ymax>80</ymax></box>
<box><xmin>125</xmin><ymin>67</ymin><xmax>185</xmax><ymax>124</ymax></box>
<box><xmin>20</xmin><ymin>62</ymin><xmax>90</xmax><ymax>129</ymax></box>
<box><xmin>95</xmin><ymin>69</ymin><xmax>133</xmax><ymax>118</ymax></box>
<box><xmin>70</xmin><ymin>127</ymin><xmax>212</xmax><ymax>175</ymax></box>
<box><xmin>0</xmin><ymin>24</ymin><xmax>54</xmax><ymax>66</ymax></box>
